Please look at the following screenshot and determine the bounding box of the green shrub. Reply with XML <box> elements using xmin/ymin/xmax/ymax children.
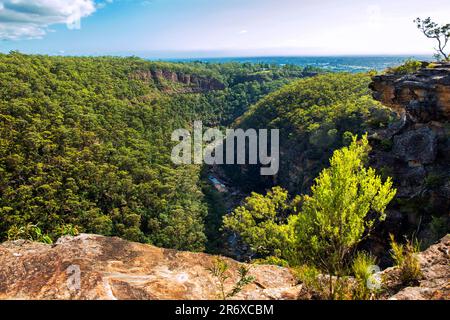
<box><xmin>389</xmin><ymin>234</ymin><xmax>422</xmax><ymax>286</ymax></box>
<box><xmin>224</xmin><ymin>136</ymin><xmax>396</xmax><ymax>299</ymax></box>
<box><xmin>6</xmin><ymin>223</ymin><xmax>53</xmax><ymax>244</ymax></box>
<box><xmin>386</xmin><ymin>59</ymin><xmax>422</xmax><ymax>75</ymax></box>
<box><xmin>294</xmin><ymin>135</ymin><xmax>396</xmax><ymax>298</ymax></box>
<box><xmin>222</xmin><ymin>186</ymin><xmax>300</xmax><ymax>262</ymax></box>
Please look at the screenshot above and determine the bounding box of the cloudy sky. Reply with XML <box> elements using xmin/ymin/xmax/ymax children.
<box><xmin>0</xmin><ymin>0</ymin><xmax>449</xmax><ymax>57</ymax></box>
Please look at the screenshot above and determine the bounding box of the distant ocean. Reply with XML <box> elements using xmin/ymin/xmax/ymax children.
<box><xmin>167</xmin><ymin>55</ymin><xmax>432</xmax><ymax>73</ymax></box>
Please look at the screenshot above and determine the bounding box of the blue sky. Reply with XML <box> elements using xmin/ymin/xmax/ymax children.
<box><xmin>0</xmin><ymin>0</ymin><xmax>449</xmax><ymax>58</ymax></box>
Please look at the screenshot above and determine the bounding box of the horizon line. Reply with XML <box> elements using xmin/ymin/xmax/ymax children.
<box><xmin>0</xmin><ymin>50</ymin><xmax>434</xmax><ymax>60</ymax></box>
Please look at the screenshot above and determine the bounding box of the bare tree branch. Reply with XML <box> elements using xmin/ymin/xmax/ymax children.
<box><xmin>415</xmin><ymin>17</ymin><xmax>449</xmax><ymax>60</ymax></box>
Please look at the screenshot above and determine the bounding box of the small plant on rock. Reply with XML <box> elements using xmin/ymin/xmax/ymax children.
<box><xmin>389</xmin><ymin>234</ymin><xmax>422</xmax><ymax>286</ymax></box>
<box><xmin>208</xmin><ymin>258</ymin><xmax>255</xmax><ymax>300</ymax></box>
<box><xmin>6</xmin><ymin>223</ymin><xmax>53</xmax><ymax>244</ymax></box>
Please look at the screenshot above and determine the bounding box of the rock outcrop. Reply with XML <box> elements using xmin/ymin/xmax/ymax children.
<box><xmin>131</xmin><ymin>69</ymin><xmax>225</xmax><ymax>93</ymax></box>
<box><xmin>0</xmin><ymin>234</ymin><xmax>448</xmax><ymax>300</ymax></box>
<box><xmin>370</xmin><ymin>61</ymin><xmax>450</xmax><ymax>122</ymax></box>
<box><xmin>369</xmin><ymin>62</ymin><xmax>450</xmax><ymax>255</ymax></box>
<box><xmin>0</xmin><ymin>234</ymin><xmax>301</xmax><ymax>300</ymax></box>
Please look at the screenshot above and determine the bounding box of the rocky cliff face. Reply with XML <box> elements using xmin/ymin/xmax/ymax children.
<box><xmin>368</xmin><ymin>62</ymin><xmax>450</xmax><ymax>258</ymax></box>
<box><xmin>131</xmin><ymin>69</ymin><xmax>226</xmax><ymax>93</ymax></box>
<box><xmin>0</xmin><ymin>234</ymin><xmax>448</xmax><ymax>300</ymax></box>
<box><xmin>370</xmin><ymin>62</ymin><xmax>450</xmax><ymax>122</ymax></box>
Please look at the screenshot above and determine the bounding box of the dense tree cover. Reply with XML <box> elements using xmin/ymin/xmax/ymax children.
<box><xmin>0</xmin><ymin>52</ymin><xmax>211</xmax><ymax>249</ymax></box>
<box><xmin>0</xmin><ymin>52</ymin><xmax>311</xmax><ymax>249</ymax></box>
<box><xmin>165</xmin><ymin>62</ymin><xmax>316</xmax><ymax>126</ymax></box>
<box><xmin>164</xmin><ymin>61</ymin><xmax>316</xmax><ymax>85</ymax></box>
<box><xmin>225</xmin><ymin>72</ymin><xmax>396</xmax><ymax>194</ymax></box>
<box><xmin>223</xmin><ymin>136</ymin><xmax>396</xmax><ymax>296</ymax></box>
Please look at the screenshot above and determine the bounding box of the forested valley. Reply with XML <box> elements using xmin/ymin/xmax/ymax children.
<box><xmin>0</xmin><ymin>52</ymin><xmax>448</xmax><ymax>291</ymax></box>
<box><xmin>0</xmin><ymin>52</ymin><xmax>318</xmax><ymax>250</ymax></box>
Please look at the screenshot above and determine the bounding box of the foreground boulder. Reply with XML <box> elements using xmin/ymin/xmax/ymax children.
<box><xmin>0</xmin><ymin>234</ymin><xmax>301</xmax><ymax>300</ymax></box>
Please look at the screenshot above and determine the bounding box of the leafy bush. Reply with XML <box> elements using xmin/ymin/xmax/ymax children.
<box><xmin>223</xmin><ymin>186</ymin><xmax>300</xmax><ymax>263</ymax></box>
<box><xmin>224</xmin><ymin>136</ymin><xmax>396</xmax><ymax>299</ymax></box>
<box><xmin>294</xmin><ymin>135</ymin><xmax>395</xmax><ymax>297</ymax></box>
<box><xmin>293</xmin><ymin>136</ymin><xmax>396</xmax><ymax>295</ymax></box>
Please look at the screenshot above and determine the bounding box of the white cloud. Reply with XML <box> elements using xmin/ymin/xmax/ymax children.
<box><xmin>0</xmin><ymin>0</ymin><xmax>97</xmax><ymax>40</ymax></box>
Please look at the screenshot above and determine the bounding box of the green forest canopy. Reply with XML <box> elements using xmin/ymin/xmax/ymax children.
<box><xmin>0</xmin><ymin>52</ymin><xmax>310</xmax><ymax>250</ymax></box>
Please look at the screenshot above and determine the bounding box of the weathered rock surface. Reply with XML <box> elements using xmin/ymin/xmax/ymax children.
<box><xmin>384</xmin><ymin>235</ymin><xmax>450</xmax><ymax>300</ymax></box>
<box><xmin>0</xmin><ymin>234</ymin><xmax>448</xmax><ymax>300</ymax></box>
<box><xmin>369</xmin><ymin>62</ymin><xmax>450</xmax><ymax>252</ymax></box>
<box><xmin>0</xmin><ymin>234</ymin><xmax>301</xmax><ymax>300</ymax></box>
<box><xmin>392</xmin><ymin>126</ymin><xmax>437</xmax><ymax>165</ymax></box>
<box><xmin>370</xmin><ymin>62</ymin><xmax>450</xmax><ymax>122</ymax></box>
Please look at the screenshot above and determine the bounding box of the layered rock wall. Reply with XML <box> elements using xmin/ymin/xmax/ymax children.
<box><xmin>131</xmin><ymin>69</ymin><xmax>226</xmax><ymax>93</ymax></box>
<box><xmin>369</xmin><ymin>62</ymin><xmax>450</xmax><ymax>253</ymax></box>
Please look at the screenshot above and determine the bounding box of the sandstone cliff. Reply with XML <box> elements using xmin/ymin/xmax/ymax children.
<box><xmin>370</xmin><ymin>61</ymin><xmax>450</xmax><ymax>122</ymax></box>
<box><xmin>368</xmin><ymin>62</ymin><xmax>450</xmax><ymax>258</ymax></box>
<box><xmin>131</xmin><ymin>69</ymin><xmax>226</xmax><ymax>93</ymax></box>
<box><xmin>0</xmin><ymin>234</ymin><xmax>448</xmax><ymax>300</ymax></box>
